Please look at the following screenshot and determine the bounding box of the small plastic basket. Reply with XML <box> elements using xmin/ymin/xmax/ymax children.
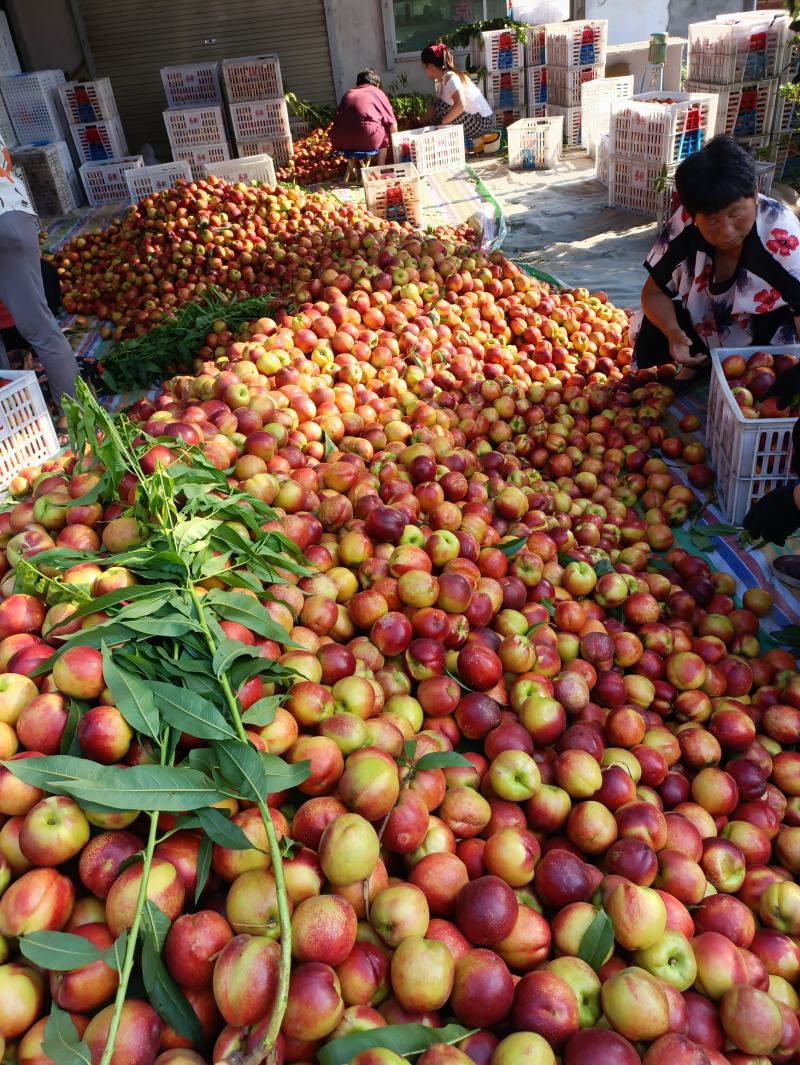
<box><xmin>11</xmin><ymin>140</ymin><xmax>81</xmax><ymax>216</ymax></box>
<box><xmin>164</xmin><ymin>105</ymin><xmax>227</xmax><ymax>149</ymax></box>
<box><xmin>172</xmin><ymin>142</ymin><xmax>230</xmax><ymax>180</ymax></box>
<box><xmin>707</xmin><ymin>345</ymin><xmax>798</xmax><ymax>523</ymax></box>
<box><xmin>546</xmin><ymin>103</ymin><xmax>582</xmax><ymax>146</ymax></box>
<box><xmin>581</xmin><ymin>75</ymin><xmax>635</xmax><ymax>157</ymax></box>
<box><xmin>484</xmin><ymin>68</ymin><xmax>525</xmax><ymax>110</ymax></box>
<box><xmin>70</xmin><ymin>115</ymin><xmax>128</xmax><ymax>163</ymax></box>
<box><xmin>609</xmin><ymin>91</ymin><xmax>718</xmax><ymax>164</ymax></box>
<box><xmin>0</xmin><ymin>371</ymin><xmax>60</xmax><ymax>492</ymax></box>
<box><xmin>125</xmin><ymin>160</ymin><xmax>192</xmax><ymax>203</ymax></box>
<box><xmin>471</xmin><ymin>29</ymin><xmax>526</xmax><ymax>72</ymax></box>
<box><xmin>236</xmin><ymin>136</ymin><xmax>293</xmax><ymax>168</ymax></box>
<box><xmin>59</xmin><ymin>79</ymin><xmax>118</xmax><ymax>125</ymax></box>
<box><xmin>0</xmin><ymin>90</ymin><xmax>16</xmax><ymax>147</ymax></box>
<box><xmin>0</xmin><ymin>12</ymin><xmax>21</xmax><ymax>77</ymax></box>
<box><xmin>221</xmin><ymin>55</ymin><xmax>283</xmax><ymax>104</ymax></box>
<box><xmin>80</xmin><ymin>156</ymin><xmax>144</xmax><ymax>205</ymax></box>
<box><xmin>608</xmin><ymin>156</ymin><xmax>675</xmax><ymax>217</ymax></box>
<box><xmin>525</xmin><ymin>25</ymin><xmax>547</xmax><ymax>67</ymax></box>
<box><xmin>0</xmin><ymin>70</ymin><xmax>66</xmax><ymax>143</ymax></box>
<box><xmin>229</xmin><ymin>97</ymin><xmax>290</xmax><ymax>143</ymax></box>
<box><xmin>203</xmin><ymin>153</ymin><xmax>277</xmax><ymax>186</ymax></box>
<box><xmin>391</xmin><ymin>125</ymin><xmax>465</xmax><ymax>176</ymax></box>
<box><xmin>545</xmin><ymin>20</ymin><xmax>607</xmax><ymax>68</ymax></box>
<box><xmin>363</xmin><ymin>163</ymin><xmax>422</xmax><ymax>226</ymax></box>
<box><xmin>688</xmin><ymin>18</ymin><xmax>787</xmax><ymax>84</ymax></box>
<box><xmin>161</xmin><ymin>63</ymin><xmax>222</xmax><ymax>108</ymax></box>
<box><xmin>686</xmin><ymin>77</ymin><xmax>776</xmax><ymax>139</ymax></box>
<box><xmin>507</xmin><ymin>115</ymin><xmax>563</xmax><ymax>170</ymax></box>
<box><xmin>546</xmin><ymin>64</ymin><xmax>603</xmax><ymax>108</ymax></box>
<box><xmin>527</xmin><ymin>65</ymin><xmax>547</xmax><ymax>107</ymax></box>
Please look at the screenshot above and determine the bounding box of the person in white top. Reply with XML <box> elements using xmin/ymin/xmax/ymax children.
<box><xmin>420</xmin><ymin>43</ymin><xmax>495</xmax><ymax>144</ymax></box>
<box><xmin>0</xmin><ymin>135</ymin><xmax>78</xmax><ymax>423</ymax></box>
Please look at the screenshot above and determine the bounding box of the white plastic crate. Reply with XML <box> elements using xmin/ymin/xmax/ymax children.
<box><xmin>707</xmin><ymin>345</ymin><xmax>798</xmax><ymax>523</ymax></box>
<box><xmin>595</xmin><ymin>133</ymin><xmax>609</xmax><ymax>185</ymax></box>
<box><xmin>484</xmin><ymin>68</ymin><xmax>525</xmax><ymax>110</ymax></box>
<box><xmin>363</xmin><ymin>163</ymin><xmax>422</xmax><ymax>226</ymax></box>
<box><xmin>70</xmin><ymin>115</ymin><xmax>128</xmax><ymax>163</ymax></box>
<box><xmin>222</xmin><ymin>55</ymin><xmax>283</xmax><ymax>104</ymax></box>
<box><xmin>11</xmin><ymin>140</ymin><xmax>81</xmax><ymax>216</ymax></box>
<box><xmin>525</xmin><ymin>24</ymin><xmax>547</xmax><ymax>67</ymax></box>
<box><xmin>775</xmin><ymin>92</ymin><xmax>800</xmax><ymax>136</ymax></box>
<box><xmin>546</xmin><ymin>103</ymin><xmax>582</xmax><ymax>145</ymax></box>
<box><xmin>59</xmin><ymin>79</ymin><xmax>118</xmax><ymax>125</ymax></box>
<box><xmin>507</xmin><ymin>115</ymin><xmax>563</xmax><ymax>169</ymax></box>
<box><xmin>79</xmin><ymin>156</ymin><xmax>144</xmax><ymax>205</ymax></box>
<box><xmin>172</xmin><ymin>142</ymin><xmax>230</xmax><ymax>180</ymax></box>
<box><xmin>472</xmin><ymin>29</ymin><xmax>526</xmax><ymax>72</ymax></box>
<box><xmin>204</xmin><ymin>153</ymin><xmax>277</xmax><ymax>186</ymax></box>
<box><xmin>236</xmin><ymin>136</ymin><xmax>293</xmax><ymax>168</ymax></box>
<box><xmin>493</xmin><ymin>106</ymin><xmax>525</xmax><ymax>131</ymax></box>
<box><xmin>0</xmin><ymin>371</ymin><xmax>59</xmax><ymax>492</ymax></box>
<box><xmin>581</xmin><ymin>75</ymin><xmax>635</xmax><ymax>157</ymax></box>
<box><xmin>0</xmin><ymin>13</ymin><xmax>20</xmax><ymax>77</ymax></box>
<box><xmin>527</xmin><ymin>65</ymin><xmax>547</xmax><ymax>108</ymax></box>
<box><xmin>609</xmin><ymin>91</ymin><xmax>718</xmax><ymax>165</ymax></box>
<box><xmin>656</xmin><ymin>157</ymin><xmax>775</xmax><ymax>233</ymax></box>
<box><xmin>161</xmin><ymin>63</ymin><xmax>222</xmax><ymax>108</ymax></box>
<box><xmin>125</xmin><ymin>160</ymin><xmax>192</xmax><ymax>203</ymax></box>
<box><xmin>229</xmin><ymin>97</ymin><xmax>290</xmax><ymax>143</ymax></box>
<box><xmin>289</xmin><ymin>117</ymin><xmax>310</xmax><ymax>139</ymax></box>
<box><xmin>391</xmin><ymin>125</ymin><xmax>465</xmax><ymax>176</ymax></box>
<box><xmin>688</xmin><ymin>18</ymin><xmax>787</xmax><ymax>84</ymax></box>
<box><xmin>686</xmin><ymin>78</ymin><xmax>777</xmax><ymax>139</ymax></box>
<box><xmin>546</xmin><ymin>63</ymin><xmax>603</xmax><ymax>108</ymax></box>
<box><xmin>0</xmin><ymin>90</ymin><xmax>16</xmax><ymax>147</ymax></box>
<box><xmin>545</xmin><ymin>20</ymin><xmax>607</xmax><ymax>68</ymax></box>
<box><xmin>608</xmin><ymin>156</ymin><xmax>675</xmax><ymax>217</ymax></box>
<box><xmin>165</xmin><ymin>106</ymin><xmax>227</xmax><ymax>149</ymax></box>
<box><xmin>1</xmin><ymin>70</ymin><xmax>66</xmax><ymax>143</ymax></box>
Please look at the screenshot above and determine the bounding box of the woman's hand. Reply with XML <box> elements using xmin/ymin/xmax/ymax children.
<box><xmin>667</xmin><ymin>329</ymin><xmax>706</xmax><ymax>366</ymax></box>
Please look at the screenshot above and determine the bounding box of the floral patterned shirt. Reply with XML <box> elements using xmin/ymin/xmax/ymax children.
<box><xmin>0</xmin><ymin>133</ymin><xmax>34</xmax><ymax>218</ymax></box>
<box><xmin>639</xmin><ymin>194</ymin><xmax>800</xmax><ymax>348</ymax></box>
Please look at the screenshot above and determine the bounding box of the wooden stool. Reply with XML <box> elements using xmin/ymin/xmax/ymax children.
<box><xmin>343</xmin><ymin>150</ymin><xmax>379</xmax><ymax>182</ymax></box>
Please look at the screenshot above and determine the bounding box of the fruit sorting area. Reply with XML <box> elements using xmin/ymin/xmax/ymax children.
<box><xmin>0</xmin><ymin>173</ymin><xmax>798</xmax><ymax>1065</ymax></box>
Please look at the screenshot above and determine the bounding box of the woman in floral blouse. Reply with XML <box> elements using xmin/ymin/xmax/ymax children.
<box><xmin>632</xmin><ymin>136</ymin><xmax>800</xmax><ymax>382</ymax></box>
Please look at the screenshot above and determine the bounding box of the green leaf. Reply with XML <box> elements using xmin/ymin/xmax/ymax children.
<box><xmin>70</xmin><ymin>584</ymin><xmax>171</xmax><ymax>621</ymax></box>
<box><xmin>415</xmin><ymin>751</ymin><xmax>472</xmax><ymax>771</ymax></box>
<box><xmin>190</xmin><ymin>806</ymin><xmax>254</xmax><ymax>850</ymax></box>
<box><xmin>242</xmin><ymin>695</ymin><xmax>282</xmax><ymax>727</ymax></box>
<box><xmin>214</xmin><ymin>740</ymin><xmax>310</xmax><ymax>800</ymax></box>
<box><xmin>41</xmin><ymin>1005</ymin><xmax>92</xmax><ymax>1065</ymax></box>
<box><xmin>60</xmin><ymin>700</ymin><xmax>84</xmax><ymax>756</ymax></box>
<box><xmin>123</xmin><ymin>617</ymin><xmax>195</xmax><ymax>637</ymax></box>
<box><xmin>195</xmin><ymin>835</ymin><xmax>212</xmax><ymax>905</ymax></box>
<box><xmin>212</xmin><ymin>638</ymin><xmax>258</xmax><ymax>678</ymax></box>
<box><xmin>101</xmin><ymin>930</ymin><xmax>128</xmax><ymax>973</ymax></box>
<box><xmin>499</xmin><ymin>535</ymin><xmax>528</xmax><ymax>558</ymax></box>
<box><xmin>206</xmin><ymin>590</ymin><xmax>296</xmax><ymax>644</ymax></box>
<box><xmin>316</xmin><ymin>1023</ymin><xmax>476</xmax><ymax>1065</ymax></box>
<box><xmin>0</xmin><ymin>754</ymin><xmax>100</xmax><ymax>793</ymax></box>
<box><xmin>577</xmin><ymin>908</ymin><xmax>614</xmax><ymax>973</ymax></box>
<box><xmin>19</xmin><ymin>931</ymin><xmax>102</xmax><ymax>971</ymax></box>
<box><xmin>592</xmin><ymin>558</ymin><xmax>614</xmax><ymax>577</ymax></box>
<box><xmin>141</xmin><ymin>899</ymin><xmax>172</xmax><ymax>953</ymax></box>
<box><xmin>144</xmin><ymin>680</ymin><xmax>237</xmax><ymax>741</ymax></box>
<box><xmin>101</xmin><ymin>644</ymin><xmax>161</xmax><ymax>741</ymax></box>
<box><xmin>142</xmin><ymin>936</ymin><xmax>203</xmax><ymax>1043</ymax></box>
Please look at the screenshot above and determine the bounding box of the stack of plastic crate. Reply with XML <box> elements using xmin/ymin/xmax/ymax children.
<box><xmin>0</xmin><ymin>70</ymin><xmax>66</xmax><ymax>144</ymax></box>
<box><xmin>472</xmin><ymin>29</ymin><xmax>527</xmax><ymax>132</ymax></box>
<box><xmin>10</xmin><ymin>140</ymin><xmax>82</xmax><ymax>216</ymax></box>
<box><xmin>775</xmin><ymin>32</ymin><xmax>800</xmax><ymax>184</ymax></box>
<box><xmin>581</xmin><ymin>75</ymin><xmax>634</xmax><ymax>159</ymax></box>
<box><xmin>221</xmin><ymin>55</ymin><xmax>292</xmax><ymax>168</ymax></box>
<box><xmin>161</xmin><ymin>62</ymin><xmax>229</xmax><ymax>179</ymax></box>
<box><xmin>59</xmin><ymin>79</ymin><xmax>128</xmax><ymax>167</ymax></box>
<box><xmin>524</xmin><ymin>24</ymin><xmax>547</xmax><ymax>118</ymax></box>
<box><xmin>545</xmin><ymin>20</ymin><xmax>607</xmax><ymax>146</ymax></box>
<box><xmin>608</xmin><ymin>91</ymin><xmax>719</xmax><ymax>217</ymax></box>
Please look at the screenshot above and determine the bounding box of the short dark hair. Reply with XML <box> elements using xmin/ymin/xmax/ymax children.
<box><xmin>675</xmin><ymin>135</ymin><xmax>757</xmax><ymax>217</ymax></box>
<box><xmin>357</xmin><ymin>69</ymin><xmax>381</xmax><ymax>87</ymax></box>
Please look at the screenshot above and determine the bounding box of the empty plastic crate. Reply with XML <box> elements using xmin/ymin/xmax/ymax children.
<box><xmin>484</xmin><ymin>68</ymin><xmax>525</xmax><ymax>110</ymax></box>
<box><xmin>608</xmin><ymin>156</ymin><xmax>675</xmax><ymax>217</ymax></box>
<box><xmin>0</xmin><ymin>12</ymin><xmax>20</xmax><ymax>77</ymax></box>
<box><xmin>707</xmin><ymin>345</ymin><xmax>798</xmax><ymax>523</ymax></box>
<box><xmin>11</xmin><ymin>140</ymin><xmax>81</xmax><ymax>216</ymax></box>
<box><xmin>547</xmin><ymin>64</ymin><xmax>603</xmax><ymax>107</ymax></box>
<box><xmin>173</xmin><ymin>142</ymin><xmax>230</xmax><ymax>179</ymax></box>
<box><xmin>125</xmin><ymin>160</ymin><xmax>192</xmax><ymax>203</ymax></box>
<box><xmin>686</xmin><ymin>78</ymin><xmax>776</xmax><ymax>139</ymax></box>
<box><xmin>391</xmin><ymin>125</ymin><xmax>465</xmax><ymax>176</ymax></box>
<box><xmin>79</xmin><ymin>156</ymin><xmax>144</xmax><ymax>205</ymax></box>
<box><xmin>527</xmin><ymin>65</ymin><xmax>547</xmax><ymax>107</ymax></box>
<box><xmin>609</xmin><ymin>91</ymin><xmax>718</xmax><ymax>164</ymax></box>
<box><xmin>222</xmin><ymin>55</ymin><xmax>283</xmax><ymax>103</ymax></box>
<box><xmin>688</xmin><ymin>18</ymin><xmax>787</xmax><ymax>84</ymax></box>
<box><xmin>1</xmin><ymin>70</ymin><xmax>66</xmax><ymax>143</ymax></box>
<box><xmin>581</xmin><ymin>75</ymin><xmax>635</xmax><ymax>157</ymax></box>
<box><xmin>59</xmin><ymin>79</ymin><xmax>118</xmax><ymax>125</ymax></box>
<box><xmin>161</xmin><ymin>63</ymin><xmax>222</xmax><ymax>108</ymax></box>
<box><xmin>545</xmin><ymin>20</ymin><xmax>607</xmax><ymax>68</ymax></box>
<box><xmin>204</xmin><ymin>153</ymin><xmax>277</xmax><ymax>186</ymax></box>
<box><xmin>164</xmin><ymin>106</ymin><xmax>227</xmax><ymax>149</ymax></box>
<box><xmin>472</xmin><ymin>29</ymin><xmax>526</xmax><ymax>72</ymax></box>
<box><xmin>363</xmin><ymin>163</ymin><xmax>422</xmax><ymax>226</ymax></box>
<box><xmin>525</xmin><ymin>25</ymin><xmax>547</xmax><ymax>66</ymax></box>
<box><xmin>546</xmin><ymin>103</ymin><xmax>582</xmax><ymax>146</ymax></box>
<box><xmin>70</xmin><ymin>115</ymin><xmax>128</xmax><ymax>163</ymax></box>
<box><xmin>236</xmin><ymin>136</ymin><xmax>293</xmax><ymax>168</ymax></box>
<box><xmin>0</xmin><ymin>371</ymin><xmax>60</xmax><ymax>491</ymax></box>
<box><xmin>507</xmin><ymin>116</ymin><xmax>563</xmax><ymax>169</ymax></box>
<box><xmin>229</xmin><ymin>98</ymin><xmax>290</xmax><ymax>143</ymax></box>
<box><xmin>0</xmin><ymin>91</ymin><xmax>16</xmax><ymax>147</ymax></box>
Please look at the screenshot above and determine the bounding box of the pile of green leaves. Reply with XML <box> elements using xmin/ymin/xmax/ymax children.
<box><xmin>285</xmin><ymin>91</ymin><xmax>335</xmax><ymax>130</ymax></box>
<box><xmin>441</xmin><ymin>16</ymin><xmax>528</xmax><ymax>52</ymax></box>
<box><xmin>97</xmin><ymin>288</ymin><xmax>280</xmax><ymax>394</ymax></box>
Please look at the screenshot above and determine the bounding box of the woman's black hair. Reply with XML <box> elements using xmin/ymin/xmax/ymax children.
<box><xmin>356</xmin><ymin>69</ymin><xmax>382</xmax><ymax>87</ymax></box>
<box><xmin>675</xmin><ymin>135</ymin><xmax>757</xmax><ymax>217</ymax></box>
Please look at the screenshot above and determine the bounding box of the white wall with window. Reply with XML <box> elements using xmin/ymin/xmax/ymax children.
<box><xmin>388</xmin><ymin>0</ymin><xmax>508</xmax><ymax>57</ymax></box>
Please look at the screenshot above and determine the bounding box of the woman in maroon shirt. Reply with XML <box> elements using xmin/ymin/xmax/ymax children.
<box><xmin>330</xmin><ymin>70</ymin><xmax>398</xmax><ymax>165</ymax></box>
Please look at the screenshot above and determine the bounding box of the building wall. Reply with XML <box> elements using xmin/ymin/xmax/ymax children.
<box><xmin>585</xmin><ymin>0</ymin><xmax>668</xmax><ymax>46</ymax></box>
<box><xmin>5</xmin><ymin>0</ymin><xmax>85</xmax><ymax>76</ymax></box>
<box><xmin>666</xmin><ymin>0</ymin><xmax>747</xmax><ymax>38</ymax></box>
